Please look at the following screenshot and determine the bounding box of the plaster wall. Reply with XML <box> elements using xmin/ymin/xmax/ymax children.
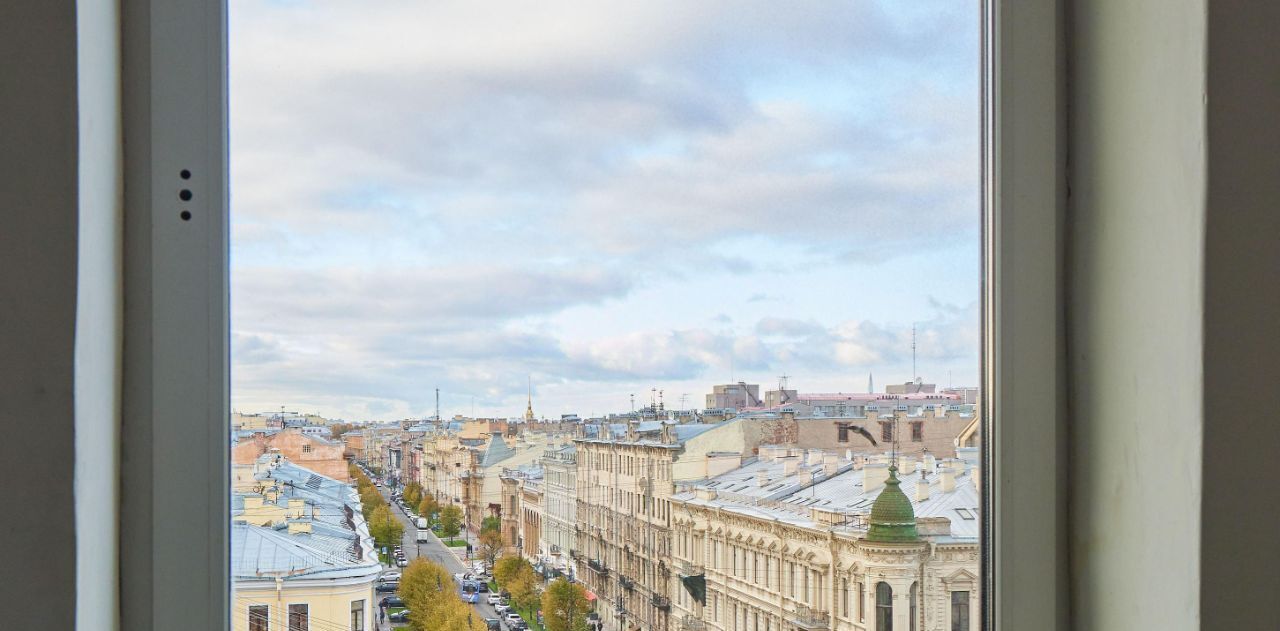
<box><xmin>1068</xmin><ymin>1</ymin><xmax>1206</xmax><ymax>628</ymax></box>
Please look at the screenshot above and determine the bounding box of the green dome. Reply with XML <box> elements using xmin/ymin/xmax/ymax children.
<box><xmin>866</xmin><ymin>465</ymin><xmax>918</xmax><ymax>543</ymax></box>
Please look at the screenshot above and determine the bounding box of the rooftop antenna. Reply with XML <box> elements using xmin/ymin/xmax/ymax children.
<box><xmin>679</xmin><ymin>393</ymin><xmax>688</xmax><ymax>413</ymax></box>
<box><xmin>435</xmin><ymin>388</ymin><xmax>440</xmax><ymax>423</ymax></box>
<box><xmin>658</xmin><ymin>389</ymin><xmax>664</xmax><ymax>412</ymax></box>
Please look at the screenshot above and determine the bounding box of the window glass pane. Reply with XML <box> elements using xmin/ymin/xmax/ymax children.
<box><xmin>288</xmin><ymin>604</ymin><xmax>308</xmax><ymax>631</ymax></box>
<box><xmin>230</xmin><ymin>2</ymin><xmax>982</xmax><ymax>630</ymax></box>
<box><xmin>248</xmin><ymin>605</ymin><xmax>268</xmax><ymax>631</ymax></box>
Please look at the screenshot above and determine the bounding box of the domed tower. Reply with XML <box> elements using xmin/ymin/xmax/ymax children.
<box><xmin>866</xmin><ymin>467</ymin><xmax>919</xmax><ymax>543</ymax></box>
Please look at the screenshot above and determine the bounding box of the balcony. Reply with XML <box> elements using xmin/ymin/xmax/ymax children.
<box><xmin>569</xmin><ymin>548</ymin><xmax>581</xmax><ymax>560</ymax></box>
<box><xmin>788</xmin><ymin>606</ymin><xmax>829</xmax><ymax>630</ymax></box>
<box><xmin>588</xmin><ymin>559</ymin><xmax>610</xmax><ymax>576</ymax></box>
<box><xmin>681</xmin><ymin>616</ymin><xmax>706</xmax><ymax>631</ymax></box>
<box><xmin>618</xmin><ymin>575</ymin><xmax>635</xmax><ymax>591</ymax></box>
<box><xmin>550</xmin><ymin>544</ymin><xmax>561</xmax><ymax>555</ymax></box>
<box><xmin>651</xmin><ymin>595</ymin><xmax>671</xmax><ymax>611</ymax></box>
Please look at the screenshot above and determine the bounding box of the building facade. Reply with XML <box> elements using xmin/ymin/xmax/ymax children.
<box><xmin>575</xmin><ymin>417</ymin><xmax>795</xmax><ymax>631</ymax></box>
<box><xmin>231</xmin><ymin>458</ymin><xmax>381</xmax><ymax>631</ymax></box>
<box><xmin>541</xmin><ymin>442</ymin><xmax>578</xmax><ymax>574</ymax></box>
<box><xmin>668</xmin><ymin>447</ymin><xmax>980</xmax><ymax>631</ymax></box>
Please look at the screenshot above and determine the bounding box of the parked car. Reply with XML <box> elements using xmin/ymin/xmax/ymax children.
<box><xmin>504</xmin><ymin>612</ymin><xmax>523</xmax><ymax>626</ymax></box>
<box><xmin>389</xmin><ymin>610</ymin><xmax>411</xmax><ymax>622</ymax></box>
<box><xmin>486</xmin><ymin>593</ymin><xmax>501</xmax><ymax>605</ymax></box>
<box><xmin>493</xmin><ymin>603</ymin><xmax>510</xmax><ymax>614</ymax></box>
<box><xmin>485</xmin><ymin>618</ymin><xmax>501</xmax><ymax>631</ymax></box>
<box><xmin>396</xmin><ymin>557</ymin><xmax>408</xmax><ymax>567</ymax></box>
<box><xmin>381</xmin><ymin>596</ymin><xmax>405</xmax><ymax>609</ymax></box>
<box><xmin>375</xmin><ymin>581</ymin><xmax>399</xmax><ymax>593</ymax></box>
<box><xmin>381</xmin><ymin>571</ymin><xmax>401</xmax><ymax>581</ymax></box>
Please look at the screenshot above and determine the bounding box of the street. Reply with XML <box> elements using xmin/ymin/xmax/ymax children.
<box><xmin>377</xmin><ymin>485</ymin><xmax>504</xmax><ymax>629</ymax></box>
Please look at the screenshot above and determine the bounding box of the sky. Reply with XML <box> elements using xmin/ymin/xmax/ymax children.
<box><xmin>229</xmin><ymin>0</ymin><xmax>981</xmax><ymax>422</ymax></box>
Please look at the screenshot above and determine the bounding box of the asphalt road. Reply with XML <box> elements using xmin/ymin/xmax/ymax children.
<box><xmin>377</xmin><ymin>485</ymin><xmax>506</xmax><ymax>629</ymax></box>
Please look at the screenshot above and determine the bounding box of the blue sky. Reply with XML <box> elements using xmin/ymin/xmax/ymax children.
<box><xmin>229</xmin><ymin>0</ymin><xmax>981</xmax><ymax>421</ymax></box>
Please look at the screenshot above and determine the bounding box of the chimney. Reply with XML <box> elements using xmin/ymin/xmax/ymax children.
<box><xmin>756</xmin><ymin>474</ymin><xmax>770</xmax><ymax>487</ymax></box>
<box><xmin>781</xmin><ymin>457</ymin><xmax>799</xmax><ymax>476</ymax></box>
<box><xmin>287</xmin><ymin>519</ymin><xmax>312</xmax><ymax>535</ymax></box>
<box><xmin>922</xmin><ymin>452</ymin><xmax>936</xmax><ymax>472</ymax></box>
<box><xmin>823</xmin><ymin>453</ymin><xmax>839</xmax><ymax>476</ymax></box>
<box><xmin>287</xmin><ymin>498</ymin><xmax>307</xmax><ymax>518</ymax></box>
<box><xmin>863</xmin><ymin>462</ymin><xmax>889</xmax><ymax>492</ymax></box>
<box><xmin>916</xmin><ymin>474</ymin><xmax>931</xmax><ymax>502</ymax></box>
<box><xmin>243</xmin><ymin>495</ymin><xmax>264</xmax><ymax>510</ymax></box>
<box><xmin>900</xmin><ymin>456</ymin><xmax>917</xmax><ymax>475</ymax></box>
<box><xmin>807</xmin><ymin>449</ymin><xmax>824</xmax><ymax>466</ymax></box>
<box><xmin>938</xmin><ymin>464</ymin><xmax>956</xmax><ymax>493</ymax></box>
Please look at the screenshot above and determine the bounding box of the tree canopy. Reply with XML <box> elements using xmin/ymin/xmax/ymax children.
<box><xmin>480</xmin><ymin>515</ymin><xmax>502</xmax><ymax>534</ymax></box>
<box><xmin>478</xmin><ymin>529</ymin><xmax>503</xmax><ymax>568</ymax></box>
<box><xmin>494</xmin><ymin>556</ymin><xmax>541</xmax><ymax>611</ymax></box>
<box><xmin>369</xmin><ymin>504</ymin><xmax>404</xmax><ymax>549</ymax></box>
<box><xmin>418</xmin><ymin>495</ymin><xmax>440</xmax><ymax>522</ymax></box>
<box><xmin>400</xmin><ymin>557</ymin><xmax>488</xmax><ymax>631</ymax></box>
<box><xmin>541</xmin><ymin>578</ymin><xmax>591</xmax><ymax>631</ymax></box>
<box><xmin>439</xmin><ymin>504</ymin><xmax>463</xmax><ymax>541</ymax></box>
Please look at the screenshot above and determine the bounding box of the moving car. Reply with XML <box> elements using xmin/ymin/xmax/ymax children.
<box><xmin>485</xmin><ymin>618</ymin><xmax>501</xmax><ymax>631</ymax></box>
<box><xmin>396</xmin><ymin>557</ymin><xmax>408</xmax><ymax>567</ymax></box>
<box><xmin>504</xmin><ymin>612</ymin><xmax>523</xmax><ymax>626</ymax></box>
<box><xmin>493</xmin><ymin>603</ymin><xmax>510</xmax><ymax>614</ymax></box>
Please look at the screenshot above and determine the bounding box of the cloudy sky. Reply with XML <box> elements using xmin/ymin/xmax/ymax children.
<box><xmin>229</xmin><ymin>0</ymin><xmax>981</xmax><ymax>422</ymax></box>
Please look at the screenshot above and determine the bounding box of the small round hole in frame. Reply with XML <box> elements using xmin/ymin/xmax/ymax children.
<box><xmin>180</xmin><ymin>210</ymin><xmax>192</xmax><ymax>221</ymax></box>
<box><xmin>180</xmin><ymin>169</ymin><xmax>192</xmax><ymax>180</ymax></box>
<box><xmin>179</xmin><ymin>189</ymin><xmax>193</xmax><ymax>201</ymax></box>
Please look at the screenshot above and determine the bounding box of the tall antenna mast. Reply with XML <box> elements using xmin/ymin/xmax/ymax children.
<box><xmin>630</xmin><ymin>393</ymin><xmax>635</xmax><ymax>411</ymax></box>
<box><xmin>435</xmin><ymin>388</ymin><xmax>440</xmax><ymax>422</ymax></box>
<box><xmin>911</xmin><ymin>324</ymin><xmax>918</xmax><ymax>380</ymax></box>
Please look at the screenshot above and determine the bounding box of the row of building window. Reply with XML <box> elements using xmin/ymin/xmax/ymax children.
<box><xmin>247</xmin><ymin>599</ymin><xmax>365</xmax><ymax>631</ymax></box>
<box><xmin>706</xmin><ymin>584</ymin><xmax>970</xmax><ymax>631</ymax></box>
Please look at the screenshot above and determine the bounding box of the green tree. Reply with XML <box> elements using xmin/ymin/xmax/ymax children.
<box><xmin>330</xmin><ymin>422</ymin><xmax>355</xmax><ymax>439</ymax></box>
<box><xmin>478</xmin><ymin>529</ymin><xmax>503</xmax><ymax>569</ymax></box>
<box><xmin>541</xmin><ymin>578</ymin><xmax>590</xmax><ymax>631</ymax></box>
<box><xmin>369</xmin><ymin>504</ymin><xmax>404</xmax><ymax>549</ymax></box>
<box><xmin>480</xmin><ymin>515</ymin><xmax>502</xmax><ymax>534</ymax></box>
<box><xmin>494</xmin><ymin>556</ymin><xmax>540</xmax><ymax>611</ymax></box>
<box><xmin>439</xmin><ymin>504</ymin><xmax>463</xmax><ymax>541</ymax></box>
<box><xmin>403</xmin><ymin>482</ymin><xmax>424</xmax><ymax>508</ymax></box>
<box><xmin>418</xmin><ymin>495</ymin><xmax>440</xmax><ymax>523</ymax></box>
<box><xmin>400</xmin><ymin>558</ymin><xmax>487</xmax><ymax>631</ymax></box>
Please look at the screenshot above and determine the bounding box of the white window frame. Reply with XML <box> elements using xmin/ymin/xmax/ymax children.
<box><xmin>117</xmin><ymin>1</ymin><xmax>1065</xmax><ymax>631</ymax></box>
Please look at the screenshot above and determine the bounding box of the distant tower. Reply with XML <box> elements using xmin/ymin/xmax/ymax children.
<box><xmin>524</xmin><ymin>375</ymin><xmax>535</xmax><ymax>422</ymax></box>
<box><xmin>868</xmin><ymin>372</ymin><xmax>875</xmax><ymax>394</ymax></box>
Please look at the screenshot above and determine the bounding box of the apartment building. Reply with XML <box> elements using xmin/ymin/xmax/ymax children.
<box><xmin>541</xmin><ymin>442</ymin><xmax>578</xmax><ymax>574</ymax></box>
<box><xmin>232</xmin><ymin>427</ymin><xmax>350</xmax><ymax>482</ymax></box>
<box><xmin>231</xmin><ymin>458</ymin><xmax>381</xmax><ymax>631</ymax></box>
<box><xmin>574</xmin><ymin>416</ymin><xmax>795</xmax><ymax>631</ymax></box>
<box><xmin>669</xmin><ymin>447</ymin><xmax>980</xmax><ymax>631</ymax></box>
